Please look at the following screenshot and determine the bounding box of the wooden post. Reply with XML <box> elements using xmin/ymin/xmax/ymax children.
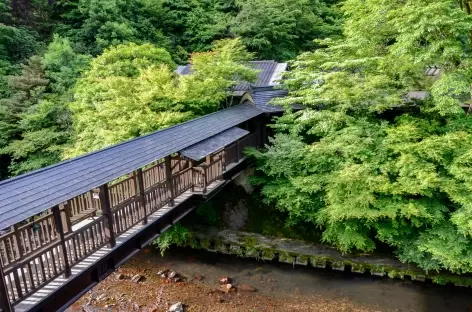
<box><xmin>99</xmin><ymin>184</ymin><xmax>116</xmax><ymax>248</ymax></box>
<box><xmin>12</xmin><ymin>224</ymin><xmax>24</xmax><ymax>259</ymax></box>
<box><xmin>190</xmin><ymin>161</ymin><xmax>195</xmax><ymax>192</ymax></box>
<box><xmin>202</xmin><ymin>165</ymin><xmax>208</xmax><ymax>194</ymax></box>
<box><xmin>134</xmin><ymin>169</ymin><xmax>147</xmax><ymax>225</ymax></box>
<box><xmin>65</xmin><ymin>203</ymin><xmax>72</xmax><ymax>233</ymax></box>
<box><xmin>165</xmin><ymin>156</ymin><xmax>175</xmax><ymax>207</ymax></box>
<box><xmin>0</xmin><ymin>257</ymin><xmax>12</xmax><ymax>312</ymax></box>
<box><xmin>235</xmin><ymin>140</ymin><xmax>240</xmax><ymax>162</ymax></box>
<box><xmin>52</xmin><ymin>206</ymin><xmax>71</xmax><ymax>278</ymax></box>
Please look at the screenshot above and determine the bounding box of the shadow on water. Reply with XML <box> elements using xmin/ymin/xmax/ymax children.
<box><xmin>139</xmin><ymin>247</ymin><xmax>472</xmax><ymax>312</ymax></box>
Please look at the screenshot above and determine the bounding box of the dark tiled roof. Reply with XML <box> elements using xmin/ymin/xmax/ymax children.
<box><xmin>0</xmin><ymin>104</ymin><xmax>263</xmax><ymax>229</ymax></box>
<box><xmin>233</xmin><ymin>61</ymin><xmax>279</xmax><ymax>91</ymax></box>
<box><xmin>250</xmin><ymin>87</ymin><xmax>304</xmax><ymax>112</ymax></box>
<box><xmin>181</xmin><ymin>127</ymin><xmax>249</xmax><ymax>161</ymax></box>
<box><xmin>176</xmin><ymin>61</ymin><xmax>281</xmax><ymax>91</ymax></box>
<box><xmin>251</xmin><ymin>88</ymin><xmax>288</xmax><ymax>112</ymax></box>
<box><xmin>252</xmin><ymin>89</ymin><xmax>288</xmax><ymax>106</ymax></box>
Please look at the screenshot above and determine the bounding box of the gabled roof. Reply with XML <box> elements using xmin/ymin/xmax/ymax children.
<box><xmin>0</xmin><ymin>104</ymin><xmax>263</xmax><ymax>230</ymax></box>
<box><xmin>176</xmin><ymin>61</ymin><xmax>287</xmax><ymax>91</ymax></box>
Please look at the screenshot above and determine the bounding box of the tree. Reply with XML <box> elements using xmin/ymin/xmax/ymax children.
<box><xmin>54</xmin><ymin>0</ymin><xmax>173</xmax><ymax>56</ymax></box>
<box><xmin>0</xmin><ymin>36</ymin><xmax>90</xmax><ymax>176</ymax></box>
<box><xmin>231</xmin><ymin>0</ymin><xmax>341</xmax><ymax>60</ymax></box>
<box><xmin>179</xmin><ymin>38</ymin><xmax>257</xmax><ymax>112</ymax></box>
<box><xmin>0</xmin><ymin>56</ymin><xmax>49</xmax><ymax>177</ymax></box>
<box><xmin>67</xmin><ymin>39</ymin><xmax>256</xmax><ymax>157</ymax></box>
<box><xmin>252</xmin><ymin>0</ymin><xmax>472</xmax><ymax>273</ymax></box>
<box><xmin>161</xmin><ymin>0</ymin><xmax>235</xmax><ymax>53</ymax></box>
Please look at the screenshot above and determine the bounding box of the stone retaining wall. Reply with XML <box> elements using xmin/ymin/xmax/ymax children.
<box><xmin>185</xmin><ymin>228</ymin><xmax>472</xmax><ymax>287</ymax></box>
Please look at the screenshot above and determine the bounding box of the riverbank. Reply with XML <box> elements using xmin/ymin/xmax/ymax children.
<box><xmin>186</xmin><ymin>227</ymin><xmax>472</xmax><ymax>287</ymax></box>
<box><xmin>68</xmin><ymin>247</ymin><xmax>472</xmax><ymax>312</ymax></box>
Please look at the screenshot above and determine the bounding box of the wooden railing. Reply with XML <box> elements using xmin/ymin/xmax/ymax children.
<box><xmin>4</xmin><ymin>240</ymin><xmax>66</xmax><ymax>304</ymax></box>
<box><xmin>64</xmin><ymin>216</ymin><xmax>108</xmax><ymax>264</ymax></box>
<box><xmin>0</xmin><ymin>213</ymin><xmax>58</xmax><ymax>269</ymax></box>
<box><xmin>142</xmin><ymin>162</ymin><xmax>166</xmax><ymax>189</ymax></box>
<box><xmin>67</xmin><ymin>192</ymin><xmax>98</xmax><ymax>225</ymax></box>
<box><xmin>172</xmin><ymin>167</ymin><xmax>194</xmax><ymax>195</ymax></box>
<box><xmin>109</xmin><ymin>176</ymin><xmax>136</xmax><ymax>208</ymax></box>
<box><xmin>144</xmin><ymin>180</ymin><xmax>172</xmax><ymax>214</ymax></box>
<box><xmin>0</xmin><ymin>131</ymin><xmax>260</xmax><ymax>309</ymax></box>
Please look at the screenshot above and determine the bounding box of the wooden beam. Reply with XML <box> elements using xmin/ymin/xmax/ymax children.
<box><xmin>99</xmin><ymin>184</ymin><xmax>116</xmax><ymax>248</ymax></box>
<box><xmin>52</xmin><ymin>206</ymin><xmax>71</xmax><ymax>278</ymax></box>
<box><xmin>134</xmin><ymin>169</ymin><xmax>147</xmax><ymax>225</ymax></box>
<box><xmin>0</xmin><ymin>257</ymin><xmax>12</xmax><ymax>312</ymax></box>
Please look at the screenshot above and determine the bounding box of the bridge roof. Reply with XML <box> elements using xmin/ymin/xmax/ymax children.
<box><xmin>180</xmin><ymin>127</ymin><xmax>249</xmax><ymax>161</ymax></box>
<box><xmin>0</xmin><ymin>104</ymin><xmax>263</xmax><ymax>230</ymax></box>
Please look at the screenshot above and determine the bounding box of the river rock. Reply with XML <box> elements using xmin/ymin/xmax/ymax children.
<box><xmin>219</xmin><ymin>276</ymin><xmax>230</xmax><ymax>284</ymax></box>
<box><xmin>131</xmin><ymin>274</ymin><xmax>143</xmax><ymax>283</ymax></box>
<box><xmin>168</xmin><ymin>302</ymin><xmax>183</xmax><ymax>312</ymax></box>
<box><xmin>237</xmin><ymin>284</ymin><xmax>256</xmax><ymax>292</ymax></box>
<box><xmin>157</xmin><ymin>269</ymin><xmax>168</xmax><ymax>276</ymax></box>
<box><xmin>221</xmin><ymin>283</ymin><xmax>233</xmax><ymax>293</ymax></box>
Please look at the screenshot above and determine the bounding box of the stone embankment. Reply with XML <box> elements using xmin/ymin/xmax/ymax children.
<box><xmin>188</xmin><ymin>227</ymin><xmax>472</xmax><ymax>287</ymax></box>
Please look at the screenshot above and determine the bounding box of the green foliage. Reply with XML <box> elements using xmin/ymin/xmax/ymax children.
<box><xmin>55</xmin><ymin>0</ymin><xmax>172</xmax><ymax>55</ymax></box>
<box><xmin>67</xmin><ymin>39</ymin><xmax>256</xmax><ymax>157</ymax></box>
<box><xmin>43</xmin><ymin>35</ymin><xmax>91</xmax><ymax>94</ymax></box>
<box><xmin>254</xmin><ymin>0</ymin><xmax>472</xmax><ymax>274</ymax></box>
<box><xmin>152</xmin><ymin>222</ymin><xmax>194</xmax><ymax>256</ymax></box>
<box><xmin>52</xmin><ymin>0</ymin><xmax>340</xmax><ymax>62</ymax></box>
<box><xmin>231</xmin><ymin>0</ymin><xmax>341</xmax><ymax>60</ymax></box>
<box><xmin>0</xmin><ymin>36</ymin><xmax>90</xmax><ymax>176</ymax></box>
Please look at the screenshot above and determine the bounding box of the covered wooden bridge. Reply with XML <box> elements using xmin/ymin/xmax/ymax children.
<box><xmin>0</xmin><ymin>103</ymin><xmax>271</xmax><ymax>312</ymax></box>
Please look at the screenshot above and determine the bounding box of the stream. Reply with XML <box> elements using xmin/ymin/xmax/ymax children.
<box><xmin>132</xmin><ymin>247</ymin><xmax>472</xmax><ymax>312</ymax></box>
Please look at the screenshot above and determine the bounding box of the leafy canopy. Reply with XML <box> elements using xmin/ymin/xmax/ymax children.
<box><xmin>253</xmin><ymin>0</ymin><xmax>472</xmax><ymax>273</ymax></box>
<box><xmin>67</xmin><ymin>39</ymin><xmax>256</xmax><ymax>157</ymax></box>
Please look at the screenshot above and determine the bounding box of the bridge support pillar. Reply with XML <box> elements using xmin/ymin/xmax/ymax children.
<box><xmin>0</xmin><ymin>258</ymin><xmax>12</xmax><ymax>312</ymax></box>
<box><xmin>99</xmin><ymin>184</ymin><xmax>116</xmax><ymax>248</ymax></box>
<box><xmin>165</xmin><ymin>156</ymin><xmax>175</xmax><ymax>207</ymax></box>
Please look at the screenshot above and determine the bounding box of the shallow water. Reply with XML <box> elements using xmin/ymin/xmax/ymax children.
<box><xmin>137</xmin><ymin>247</ymin><xmax>472</xmax><ymax>312</ymax></box>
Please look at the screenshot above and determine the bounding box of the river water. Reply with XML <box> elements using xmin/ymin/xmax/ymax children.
<box><xmin>137</xmin><ymin>247</ymin><xmax>471</xmax><ymax>312</ymax></box>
